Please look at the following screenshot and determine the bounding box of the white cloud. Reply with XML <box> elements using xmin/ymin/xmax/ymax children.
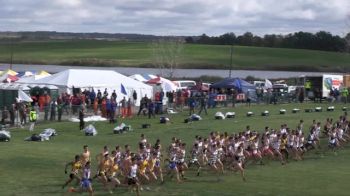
<box><xmin>0</xmin><ymin>0</ymin><xmax>349</xmax><ymax>36</ymax></box>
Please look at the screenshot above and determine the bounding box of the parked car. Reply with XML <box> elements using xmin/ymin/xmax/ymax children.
<box><xmin>173</xmin><ymin>80</ymin><xmax>196</xmax><ymax>90</ymax></box>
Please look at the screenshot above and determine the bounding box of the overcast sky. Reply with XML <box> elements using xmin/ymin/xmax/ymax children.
<box><xmin>1</xmin><ymin>0</ymin><xmax>349</xmax><ymax>36</ymax></box>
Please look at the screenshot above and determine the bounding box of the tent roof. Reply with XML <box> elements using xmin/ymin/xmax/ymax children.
<box><xmin>146</xmin><ymin>76</ymin><xmax>178</xmax><ymax>92</ymax></box>
<box><xmin>146</xmin><ymin>77</ymin><xmax>162</xmax><ymax>84</ymax></box>
<box><xmin>0</xmin><ymin>83</ymin><xmax>30</xmax><ymax>90</ymax></box>
<box><xmin>129</xmin><ymin>74</ymin><xmax>157</xmax><ymax>82</ymax></box>
<box><xmin>211</xmin><ymin>78</ymin><xmax>255</xmax><ymax>90</ymax></box>
<box><xmin>0</xmin><ymin>69</ymin><xmax>18</xmax><ymax>76</ymax></box>
<box><xmin>34</xmin><ymin>69</ymin><xmax>153</xmax><ymax>90</ymax></box>
<box><xmin>0</xmin><ymin>74</ymin><xmax>19</xmax><ymax>83</ymax></box>
<box><xmin>37</xmin><ymin>70</ymin><xmax>50</xmax><ymax>76</ymax></box>
<box><xmin>16</xmin><ymin>74</ymin><xmax>51</xmax><ymax>83</ymax></box>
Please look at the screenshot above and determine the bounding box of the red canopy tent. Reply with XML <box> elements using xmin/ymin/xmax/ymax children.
<box><xmin>2</xmin><ymin>74</ymin><xmax>19</xmax><ymax>83</ymax></box>
<box><xmin>146</xmin><ymin>77</ymin><xmax>162</xmax><ymax>84</ymax></box>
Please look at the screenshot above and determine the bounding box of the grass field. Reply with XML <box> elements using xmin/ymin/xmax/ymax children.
<box><xmin>0</xmin><ymin>40</ymin><xmax>349</xmax><ymax>72</ymax></box>
<box><xmin>1</xmin><ymin>102</ymin><xmax>350</xmax><ymax>196</ymax></box>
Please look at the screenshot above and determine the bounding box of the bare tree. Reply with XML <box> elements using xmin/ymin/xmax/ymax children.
<box><xmin>151</xmin><ymin>38</ymin><xmax>184</xmax><ymax>79</ymax></box>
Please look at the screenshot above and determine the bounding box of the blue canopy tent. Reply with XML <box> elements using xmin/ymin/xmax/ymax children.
<box><xmin>211</xmin><ymin>78</ymin><xmax>257</xmax><ymax>101</ymax></box>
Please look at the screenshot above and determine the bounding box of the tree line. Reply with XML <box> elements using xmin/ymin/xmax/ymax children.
<box><xmin>185</xmin><ymin>31</ymin><xmax>350</xmax><ymax>52</ymax></box>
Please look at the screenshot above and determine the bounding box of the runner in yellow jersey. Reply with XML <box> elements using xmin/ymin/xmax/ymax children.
<box><xmin>106</xmin><ymin>150</ymin><xmax>121</xmax><ymax>192</ymax></box>
<box><xmin>62</xmin><ymin>155</ymin><xmax>82</xmax><ymax>189</ymax></box>
<box><xmin>81</xmin><ymin>145</ymin><xmax>91</xmax><ymax>166</ymax></box>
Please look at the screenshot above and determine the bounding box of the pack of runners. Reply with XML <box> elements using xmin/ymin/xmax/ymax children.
<box><xmin>62</xmin><ymin>114</ymin><xmax>350</xmax><ymax>195</ymax></box>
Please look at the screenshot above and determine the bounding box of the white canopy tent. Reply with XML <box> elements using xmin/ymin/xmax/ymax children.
<box><xmin>17</xmin><ymin>90</ymin><xmax>33</xmax><ymax>102</ymax></box>
<box><xmin>33</xmin><ymin>69</ymin><xmax>153</xmax><ymax>106</ymax></box>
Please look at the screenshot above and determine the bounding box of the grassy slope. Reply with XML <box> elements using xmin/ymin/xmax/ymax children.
<box><xmin>0</xmin><ymin>102</ymin><xmax>350</xmax><ymax>196</ymax></box>
<box><xmin>0</xmin><ymin>40</ymin><xmax>349</xmax><ymax>71</ymax></box>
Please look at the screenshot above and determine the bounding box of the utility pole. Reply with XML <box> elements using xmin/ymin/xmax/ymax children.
<box><xmin>10</xmin><ymin>38</ymin><xmax>13</xmax><ymax>70</ymax></box>
<box><xmin>229</xmin><ymin>44</ymin><xmax>233</xmax><ymax>78</ymax></box>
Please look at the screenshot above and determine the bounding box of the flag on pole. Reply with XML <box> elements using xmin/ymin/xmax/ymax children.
<box><xmin>121</xmin><ymin>83</ymin><xmax>127</xmax><ymax>95</ymax></box>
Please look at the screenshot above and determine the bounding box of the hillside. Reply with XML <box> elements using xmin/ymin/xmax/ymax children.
<box><xmin>0</xmin><ymin>40</ymin><xmax>349</xmax><ymax>72</ymax></box>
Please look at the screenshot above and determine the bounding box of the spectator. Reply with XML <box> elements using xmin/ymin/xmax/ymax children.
<box><xmin>111</xmin><ymin>90</ymin><xmax>117</xmax><ymax>102</ymax></box>
<box><xmin>97</xmin><ymin>89</ymin><xmax>102</xmax><ymax>105</ymax></box>
<box><xmin>1</xmin><ymin>106</ymin><xmax>9</xmax><ymax>125</ymax></box>
<box><xmin>188</xmin><ymin>95</ymin><xmax>196</xmax><ymax>115</ymax></box>
<box><xmin>167</xmin><ymin>91</ymin><xmax>174</xmax><ymax>109</ymax></box>
<box><xmin>106</xmin><ymin>99</ymin><xmax>112</xmax><ymax>119</ymax></box>
<box><xmin>101</xmin><ymin>98</ymin><xmax>107</xmax><ymax>117</ymax></box>
<box><xmin>127</xmin><ymin>98</ymin><xmax>133</xmax><ymax>117</ymax></box>
<box><xmin>79</xmin><ymin>108</ymin><xmax>85</xmax><ymax>130</ymax></box>
<box><xmin>132</xmin><ymin>90</ymin><xmax>137</xmax><ymax>104</ymax></box>
<box><xmin>89</xmin><ymin>89</ymin><xmax>96</xmax><ymax>107</ymax></box>
<box><xmin>44</xmin><ymin>93</ymin><xmax>51</xmax><ymax>120</ymax></box>
<box><xmin>103</xmin><ymin>88</ymin><xmax>108</xmax><ymax>98</ymax></box>
<box><xmin>246</xmin><ymin>91</ymin><xmax>251</xmax><ymax>107</ymax></box>
<box><xmin>57</xmin><ymin>101</ymin><xmax>63</xmax><ymax>122</ymax></box>
<box><xmin>9</xmin><ymin>104</ymin><xmax>15</xmax><ymax>126</ymax></box>
<box><xmin>50</xmin><ymin>99</ymin><xmax>57</xmax><ymax>121</ymax></box>
<box><xmin>148</xmin><ymin>99</ymin><xmax>155</xmax><ymax>119</ymax></box>
<box><xmin>120</xmin><ymin>97</ymin><xmax>127</xmax><ymax>118</ymax></box>
<box><xmin>29</xmin><ymin>108</ymin><xmax>37</xmax><ymax>132</ymax></box>
<box><xmin>110</xmin><ymin>100</ymin><xmax>117</xmax><ymax>124</ymax></box>
<box><xmin>198</xmin><ymin>92</ymin><xmax>208</xmax><ymax>115</ymax></box>
<box><xmin>137</xmin><ymin>95</ymin><xmax>148</xmax><ymax>116</ymax></box>
<box><xmin>93</xmin><ymin>99</ymin><xmax>98</xmax><ymax>115</ymax></box>
<box><xmin>341</xmin><ymin>87</ymin><xmax>349</xmax><ymax>103</ymax></box>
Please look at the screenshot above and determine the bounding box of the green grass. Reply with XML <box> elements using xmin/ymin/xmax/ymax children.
<box><xmin>1</xmin><ymin>102</ymin><xmax>350</xmax><ymax>196</ymax></box>
<box><xmin>0</xmin><ymin>40</ymin><xmax>349</xmax><ymax>72</ymax></box>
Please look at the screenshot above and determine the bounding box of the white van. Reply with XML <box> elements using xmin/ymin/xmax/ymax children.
<box><xmin>173</xmin><ymin>80</ymin><xmax>196</xmax><ymax>90</ymax></box>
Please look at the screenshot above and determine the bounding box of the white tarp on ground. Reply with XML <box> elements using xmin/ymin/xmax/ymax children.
<box><xmin>0</xmin><ymin>130</ymin><xmax>11</xmax><ymax>141</ymax></box>
<box><xmin>31</xmin><ymin>69</ymin><xmax>153</xmax><ymax>106</ymax></box>
<box><xmin>39</xmin><ymin>128</ymin><xmax>57</xmax><ymax>141</ymax></box>
<box><xmin>69</xmin><ymin>115</ymin><xmax>107</xmax><ymax>122</ymax></box>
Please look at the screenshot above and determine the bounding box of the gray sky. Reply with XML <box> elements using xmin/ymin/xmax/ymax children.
<box><xmin>1</xmin><ymin>0</ymin><xmax>349</xmax><ymax>36</ymax></box>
